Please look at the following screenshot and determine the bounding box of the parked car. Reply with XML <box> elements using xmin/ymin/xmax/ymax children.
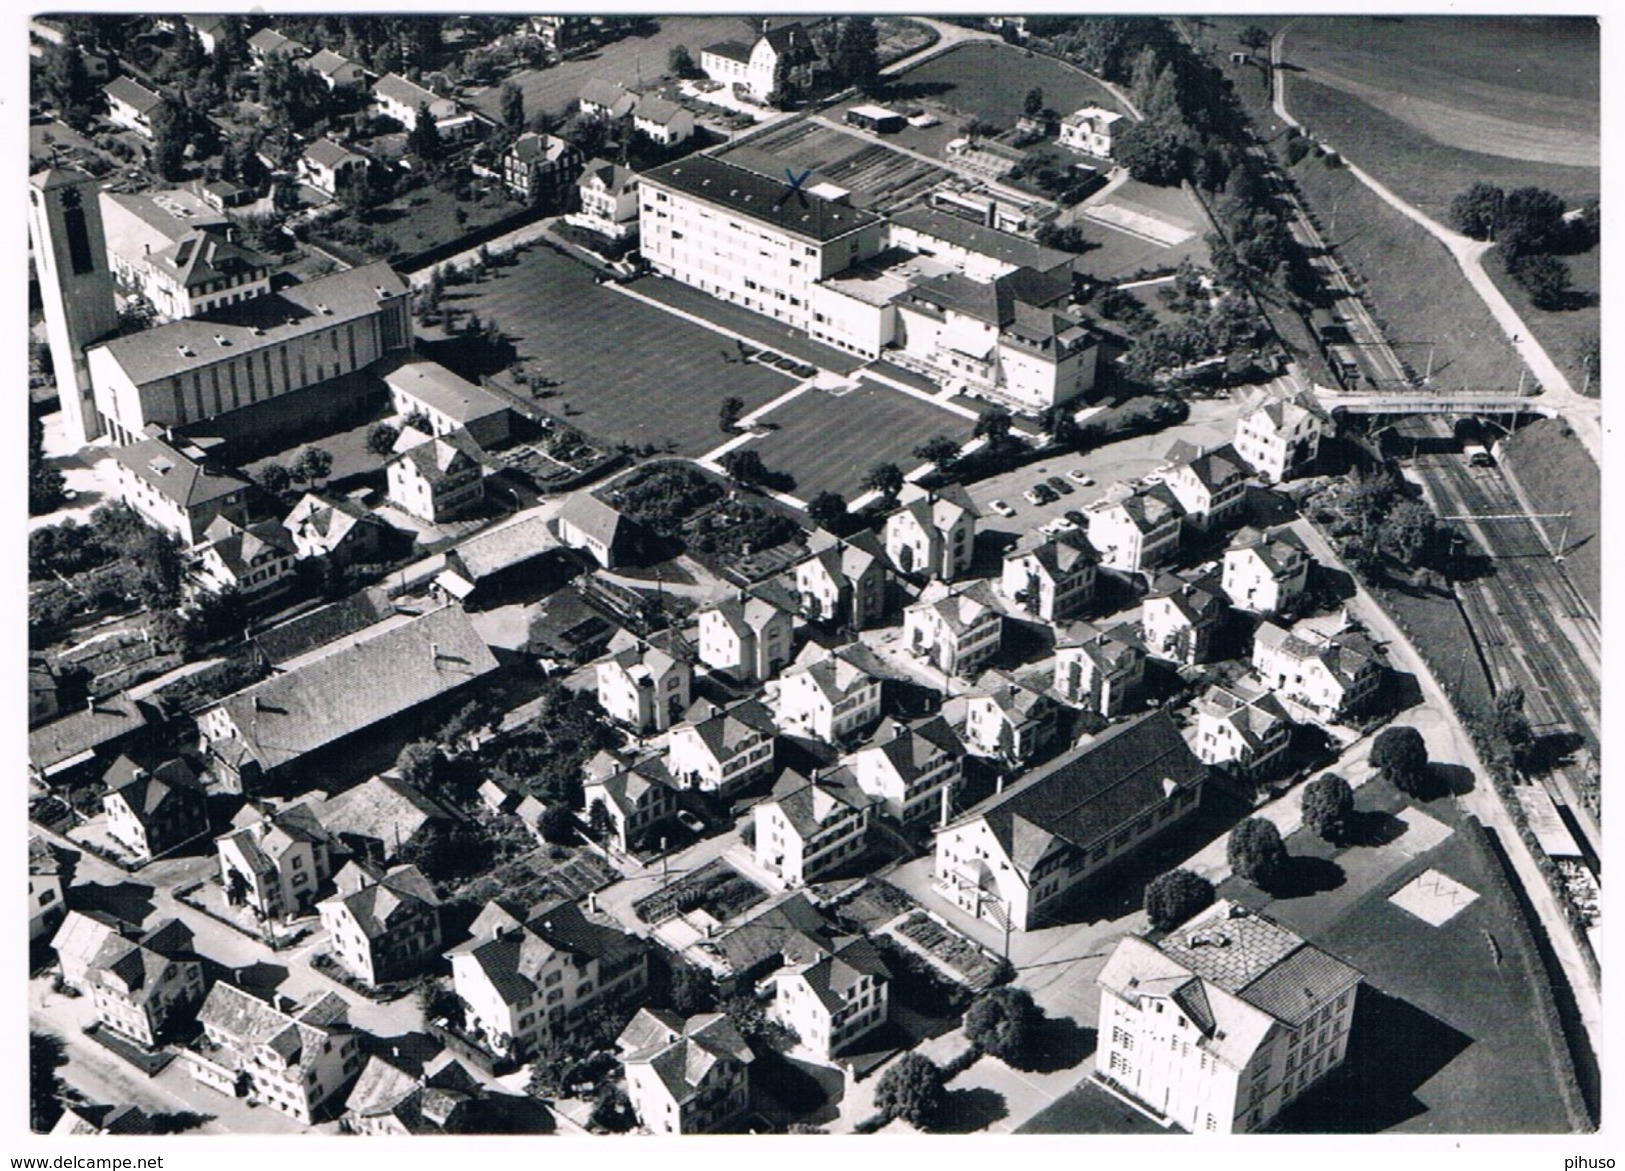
<box><xmin>676</xmin><ymin>810</ymin><xmax>705</xmax><ymax>834</ymax></box>
<box><xmin>1064</xmin><ymin>509</ymin><xmax>1089</xmax><ymax>528</ymax></box>
<box><xmin>1046</xmin><ymin>475</ymin><xmax>1075</xmax><ymax>495</ymax></box>
<box><xmin>989</xmin><ymin>499</ymin><xmax>1017</xmax><ymax>518</ymax></box>
<box><xmin>1024</xmin><ymin>483</ymin><xmax>1058</xmax><ymax>506</ymax></box>
<box><xmin>1066</xmin><ymin>469</ymin><xmax>1096</xmax><ymax>486</ymax></box>
<box><xmin>1040</xmin><ymin>517</ymin><xmax>1079</xmax><ymax>536</ymax></box>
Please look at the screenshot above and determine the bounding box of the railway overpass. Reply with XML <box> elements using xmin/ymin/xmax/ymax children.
<box><xmin>1313</xmin><ymin>389</ymin><xmax>1554</xmax><ymax>417</ymax></box>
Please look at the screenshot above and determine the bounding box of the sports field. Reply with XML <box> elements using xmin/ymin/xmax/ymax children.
<box><xmin>878</xmin><ymin>41</ymin><xmax>1126</xmax><ymax>132</ymax></box>
<box><xmin>447</xmin><ymin>245</ymin><xmax>793</xmax><ymax>456</ymax></box>
<box><xmin>740</xmin><ymin>378</ymin><xmax>973</xmax><ymax>501</ymax></box>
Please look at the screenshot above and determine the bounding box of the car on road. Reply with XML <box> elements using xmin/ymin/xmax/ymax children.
<box><xmin>1024</xmin><ymin>483</ymin><xmax>1058</xmax><ymax>506</ymax></box>
<box><xmin>1064</xmin><ymin>509</ymin><xmax>1089</xmax><ymax>528</ymax></box>
<box><xmin>676</xmin><ymin>810</ymin><xmax>705</xmax><ymax>835</ymax></box>
<box><xmin>989</xmin><ymin>499</ymin><xmax>1017</xmax><ymax>518</ymax></box>
<box><xmin>1046</xmin><ymin>475</ymin><xmax>1075</xmax><ymax>496</ymax></box>
<box><xmin>1067</xmin><ymin>469</ymin><xmax>1096</xmax><ymax>486</ymax></box>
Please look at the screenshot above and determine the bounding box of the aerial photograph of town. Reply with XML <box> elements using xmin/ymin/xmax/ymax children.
<box><xmin>22</xmin><ymin>8</ymin><xmax>1602</xmax><ymax>1146</ymax></box>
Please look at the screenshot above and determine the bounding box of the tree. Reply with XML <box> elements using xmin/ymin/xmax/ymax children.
<box><xmin>407</xmin><ymin>101</ymin><xmax>443</xmax><ymax>166</ymax></box>
<box><xmin>832</xmin><ymin>16</ymin><xmax>880</xmax><ymax>92</ymax></box>
<box><xmin>974</xmin><ymin>407</ymin><xmax>1014</xmax><ymax>447</ymax></box>
<box><xmin>1113</xmin><ymin>119</ymin><xmax>1189</xmax><ymax>186</ymax></box>
<box><xmin>718</xmin><ymin>396</ymin><xmax>745</xmax><ymax>433</ymax></box>
<box><xmin>1237</xmin><ymin>25</ymin><xmax>1270</xmax><ymax>55</ymax></box>
<box><xmin>668</xmin><ymin>44</ymin><xmax>698</xmax><ymax>79</ymax></box>
<box><xmin>669</xmin><ymin>963</ymin><xmax>720</xmax><ymax>1016</ymax></box>
<box><xmin>1378</xmin><ymin>497</ymin><xmax>1440</xmax><ymax>567</ymax></box>
<box><xmin>719</xmin><ymin>448</ymin><xmax>767</xmax><ymax>489</ymax></box>
<box><xmin>31</xmin><ymin>1031</ymin><xmax>69</xmax><ymax>1133</ymax></box>
<box><xmin>1448</xmin><ymin>182</ymin><xmax>1505</xmax><ymax>241</ymax></box>
<box><xmin>366</xmin><ymin>422</ymin><xmax>401</xmax><ymax>456</ymax></box>
<box><xmin>257</xmin><ymin>462</ymin><xmax>292</xmax><ymax>497</ymax></box>
<box><xmin>914</xmin><ymin>435</ymin><xmax>961</xmax><ymax>467</ymax></box>
<box><xmin>1509</xmin><ymin>251</ymin><xmax>1572</xmax><ymax>310</ymax></box>
<box><xmin>807</xmin><ymin>490</ymin><xmax>848</xmax><ymax>530</ymax></box>
<box><xmin>1499</xmin><ymin>185</ymin><xmax>1567</xmax><ymax>258</ymax></box>
<box><xmin>1143</xmin><ymin>868</ymin><xmax>1216</xmax><ymax>931</ymax></box>
<box><xmin>42</xmin><ymin>42</ymin><xmax>102</xmax><ymax>131</ymax></box>
<box><xmin>1301</xmin><ymin>772</ymin><xmax>1355</xmax><ymax>842</ymax></box>
<box><xmin>1490</xmin><ymin>686</ymin><xmax>1535</xmax><ymax>763</ymax></box>
<box><xmin>1024</xmin><ymin>86</ymin><xmax>1045</xmax><ymax>117</ymax></box>
<box><xmin>500</xmin><ymin>81</ymin><xmax>525</xmax><ymax>134</ymax></box>
<box><xmin>28</xmin><ymin>414</ymin><xmax>67</xmax><ymax>517</ymax></box>
<box><xmin>118</xmin><ymin>293</ymin><xmax>159</xmax><ymax>334</ymax></box>
<box><xmin>1371</xmin><ymin>725</ymin><xmax>1429</xmax><ymax>796</ymax></box>
<box><xmin>963</xmin><ymin>986</ymin><xmax>1040</xmax><ymax>1066</ymax></box>
<box><xmin>292</xmin><ymin>446</ymin><xmax>334</xmax><ymax>485</ymax></box>
<box><xmin>1227</xmin><ymin>817</ymin><xmax>1288</xmax><ymax>887</ymax></box>
<box><xmin>873</xmin><ymin>1053</ymin><xmax>944</xmax><ymax>1129</ymax></box>
<box><xmin>539</xmin><ymin>802</ymin><xmax>577</xmax><ymax>845</ymax></box>
<box><xmin>149</xmin><ymin>100</ymin><xmax>190</xmax><ymax>182</ymax></box>
<box><xmin>395</xmin><ymin>740</ymin><xmax>443</xmax><ymax>791</ymax></box>
<box><xmin>861</xmin><ymin>462</ymin><xmax>904</xmax><ymax>500</ymax></box>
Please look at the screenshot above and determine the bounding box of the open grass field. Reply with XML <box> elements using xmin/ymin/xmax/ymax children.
<box><xmin>446</xmin><ymin>245</ymin><xmax>793</xmax><ymax>455</ymax></box>
<box><xmin>1222</xmin><ymin>777</ymin><xmax>1586</xmax><ymax>1133</ymax></box>
<box><xmin>1289</xmin><ymin>152</ymin><xmax>1522</xmax><ymax>392</ymax></box>
<box><xmin>877</xmin><ymin>41</ymin><xmax>1126</xmax><ymax>133</ymax></box>
<box><xmin>740</xmin><ymin>378</ymin><xmax>973</xmax><ymax>501</ymax></box>
<box><xmin>1481</xmin><ymin>246</ymin><xmax>1599</xmax><ymax>393</ymax></box>
<box><xmin>1497</xmin><ymin>419</ymin><xmax>1601</xmax><ymax>618</ymax></box>
<box><xmin>1065</xmin><ymin>182</ymin><xmax>1213</xmax><ymax>281</ymax></box>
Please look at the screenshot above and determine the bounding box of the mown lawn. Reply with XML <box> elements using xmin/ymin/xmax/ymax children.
<box><xmin>878</xmin><ymin>41</ymin><xmax>1126</xmax><ymax>131</ymax></box>
<box><xmin>1481</xmin><ymin>246</ymin><xmax>1599</xmax><ymax>393</ymax></box>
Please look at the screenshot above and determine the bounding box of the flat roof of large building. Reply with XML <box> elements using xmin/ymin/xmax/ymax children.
<box><xmin>819</xmin><ymin>247</ymin><xmax>954</xmax><ymax>308</ymax></box>
<box><xmin>641</xmin><ymin>154</ymin><xmax>882</xmax><ymax>245</ymax></box>
<box><xmin>890</xmin><ymin>205</ymin><xmax>1074</xmax><ymax>275</ymax></box>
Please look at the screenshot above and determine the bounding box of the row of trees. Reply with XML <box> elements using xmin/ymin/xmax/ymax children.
<box><xmin>255</xmin><ymin>446</ymin><xmax>335</xmax><ymax>497</ymax></box>
<box><xmin>1449</xmin><ymin>184</ymin><xmax>1598</xmax><ymax>312</ymax></box>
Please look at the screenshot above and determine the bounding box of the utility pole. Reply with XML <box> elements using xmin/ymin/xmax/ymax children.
<box><xmin>1424</xmin><ymin>342</ymin><xmax>1436</xmax><ymax>383</ymax></box>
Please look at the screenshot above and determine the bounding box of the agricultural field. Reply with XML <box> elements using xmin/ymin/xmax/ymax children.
<box><xmin>739</xmin><ymin>378</ymin><xmax>974</xmax><ymax>501</ymax></box>
<box><xmin>439</xmin><ymin>244</ymin><xmax>793</xmax><ymax>456</ymax></box>
<box><xmin>877</xmin><ymin>41</ymin><xmax>1126</xmax><ymax>132</ymax></box>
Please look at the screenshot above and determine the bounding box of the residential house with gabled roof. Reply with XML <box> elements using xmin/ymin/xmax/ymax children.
<box><xmin>284</xmin><ymin>493</ymin><xmax>392</xmax><ymax>567</ymax></box>
<box><xmin>1053</xmin><ymin>621</ymin><xmax>1146</xmax><ymax>716</ymax></box>
<box><xmin>753</xmin><ymin>768</ymin><xmax>871</xmax><ymax>887</ymax></box>
<box><xmin>82</xmin><ymin>917</ymin><xmax>205</xmax><ymax>1047</ymax></box>
<box><xmin>771</xmin><ymin>644</ymin><xmax>883</xmax><ymax>745</ymax></box>
<box><xmin>698</xmin><ymin>40</ymin><xmax>754</xmax><ymax>94</ymax></box>
<box><xmin>51</xmin><ymin>1103</ymin><xmax>157</xmax><ymax>1136</ymax></box>
<box><xmin>773</xmin><ymin>935</ymin><xmax>891</xmax><ymax>1061</ymax></box>
<box><xmin>29</xmin><ymin>656</ymin><xmax>61</xmax><ymax>728</ymax></box>
<box><xmin>1232</xmin><ymin>387</ymin><xmax>1329</xmax><ymax>483</ymax></box>
<box><xmin>197</xmin><ymin>603</ymin><xmax>500</xmax><ymax>793</ymax></box>
<box><xmin>632</xmin><ymin>95</ymin><xmax>694</xmax><ymax>147</ymax></box>
<box><xmin>217</xmin><ymin>799</ymin><xmax>335</xmax><ymax>920</ymax></box>
<box><xmin>99</xmin><ymin>188</ymin><xmax>274</xmax><ymax>320</ymax></box>
<box><xmin>1058</xmin><ymin>106</ymin><xmax>1125</xmax><ymax>158</ymax></box>
<box><xmin>318</xmin><ymin>861</ymin><xmax>442</xmax><ymax>986</ymax></box>
<box><xmin>302</xmin><ymin>48</ymin><xmax>366</xmax><ymax>90</ymax></box>
<box><xmin>373</xmin><ymin>72</ymin><xmax>457</xmax><ymax>131</ymax></box>
<box><xmin>384</xmin><ymin>358</ymin><xmax>513</xmax><ymax>449</ymax></box>
<box><xmin>597</xmin><ymin>635</ymin><xmax>693</xmax><ymax>734</ymax></box>
<box><xmin>249</xmin><ymin>588</ymin><xmax>396</xmax><ymax>667</ymax></box>
<box><xmin>1222</xmin><ymin>525</ymin><xmax>1312</xmax><ymax>616</ymax></box>
<box><xmin>618</xmin><ymin>1008</ymin><xmax>754</xmax><ymax>1134</ymax></box>
<box><xmin>1086</xmin><ymin>482</ymin><xmax>1185</xmax><ymax>574</ymax></box>
<box><xmin>344</xmin><ymin>1048</ymin><xmax>552</xmax><ymax>1135</ymax></box>
<box><xmin>578</xmin><ymin>78</ymin><xmax>638</xmax><ymax>121</ymax></box>
<box><xmin>885</xmin><ymin>483</ymin><xmax>979</xmax><ymax>581</ymax></box>
<box><xmin>503</xmin><ymin>132</ymin><xmax>584</xmax><ymax>208</ymax></box>
<box><xmin>1193</xmin><ymin>680</ymin><xmax>1294</xmax><ymax>778</ymax></box>
<box><xmin>903</xmin><ymin>579</ymin><xmax>1004</xmax><ymax>678</ymax></box>
<box><xmin>584</xmin><ymin>755</ymin><xmax>679</xmax><ymax>853</ymax></box>
<box><xmin>667</xmin><ymin>697</ymin><xmax>777</xmax><ymax>796</ymax></box>
<box><xmin>845</xmin><ymin>715</ymin><xmax>963</xmax><ymax>826</ymax></box>
<box><xmin>315</xmin><ymin>774</ymin><xmax>457</xmax><ymax>866</ymax></box>
<box><xmin>689</xmin><ymin>893</ymin><xmax>842</xmax><ymax>994</ymax></box>
<box><xmin>1142</xmin><ymin>571</ymin><xmax>1228</xmax><ymax>666</ymax></box>
<box><xmin>573</xmin><ymin>157</ymin><xmax>641</xmax><ymax>238</ymax></box>
<box><xmin>749</xmin><ymin>21</ymin><xmax>817</xmax><ymax>103</ymax></box>
<box><xmin>386</xmin><ymin>428</ymin><xmax>486</xmax><ymax>523</ymax></box>
<box><xmin>248</xmin><ymin>27</ymin><xmax>306</xmax><ymax>63</ymax></box>
<box><xmin>555</xmin><ymin>493</ymin><xmax>646</xmax><ymax>568</ymax></box>
<box><xmin>186</xmin><ymin>985</ymin><xmax>363</xmax><ymax>1124</ymax></box>
<box><xmin>1161</xmin><ymin>441</ymin><xmax>1251</xmax><ymax>532</ymax></box>
<box><xmin>1096</xmin><ymin>900</ymin><xmax>1362</xmax><ymax>1133</ymax></box>
<box><xmin>107</xmin><ymin>435</ymin><xmax>251</xmax><ymax>544</ymax></box>
<box><xmin>1251</xmin><ymin>614</ymin><xmax>1385</xmax><ymax>725</ymax></box>
<box><xmin>446</xmin><ymin>896</ymin><xmax>649</xmax><ymax>1059</ymax></box>
<box><xmin>300</xmin><ymin>137</ymin><xmax>370</xmax><ymax>199</ymax></box>
<box><xmin>962</xmin><ymin>670</ymin><xmax>1060</xmax><ymax>764</ymax></box>
<box><xmin>194</xmin><ymin>514</ymin><xmax>298</xmax><ymax>598</ymax></box>
<box><xmin>29</xmin><ymin>836</ymin><xmax>66</xmax><ymax>942</ymax></box>
<box><xmin>104</xmin><ymin>76</ymin><xmax>163</xmax><ymax>138</ymax></box>
<box><xmin>933</xmin><ymin>711</ymin><xmax>1206</xmax><ymax>931</ymax></box>
<box><xmin>102</xmin><ymin>756</ymin><xmax>210</xmax><ymax>863</ymax></box>
<box><xmin>52</xmin><ymin>910</ymin><xmax>126</xmax><ymax>990</ymax></box>
<box><xmin>1001</xmin><ymin>530</ymin><xmax>1100</xmax><ymax>621</ymax></box>
<box><xmin>697</xmin><ymin>594</ymin><xmax>794</xmax><ymax>683</ymax></box>
<box><xmin>796</xmin><ymin>528</ymin><xmax>887</xmax><ymax>630</ymax></box>
<box><xmin>29</xmin><ymin>693</ymin><xmax>154</xmax><ymax>787</ymax></box>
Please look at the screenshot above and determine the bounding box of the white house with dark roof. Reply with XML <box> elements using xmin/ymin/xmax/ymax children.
<box><xmin>597</xmin><ymin>636</ymin><xmax>692</xmax><ymax>733</ymax></box>
<box><xmin>283</xmin><ymin>493</ymin><xmax>391</xmax><ymax>566</ymax></box>
<box><xmin>1193</xmin><ymin>680</ymin><xmax>1294</xmax><ymax>777</ymax></box>
<box><xmin>1058</xmin><ymin>106</ymin><xmax>1124</xmax><ymax>158</ymax></box>
<box><xmin>667</xmin><ymin>697</ymin><xmax>777</xmax><ymax>795</ymax></box>
<box><xmin>902</xmin><ymin>579</ymin><xmax>1003</xmax><ymax>678</ymax></box>
<box><xmin>384</xmin><ymin>358</ymin><xmax>512</xmax><ymax>449</ymax></box>
<box><xmin>193</xmin><ymin>514</ymin><xmax>298</xmax><ymax>598</ymax></box>
<box><xmin>754</xmin><ymin>768</ymin><xmax>872</xmax><ymax>887</ymax></box>
<box><xmin>1223</xmin><ymin>525</ymin><xmax>1312</xmax><ymax>616</ymax></box>
<box><xmin>885</xmin><ymin>483</ymin><xmax>979</xmax><ymax>582</ymax></box>
<box><xmin>104</xmin><ymin>76</ymin><xmax>163</xmax><ymax>138</ymax></box>
<box><xmin>302</xmin><ymin>48</ymin><xmax>366</xmax><ymax>90</ymax></box>
<box><xmin>796</xmin><ymin>528</ymin><xmax>887</xmax><ymax>629</ymax></box>
<box><xmin>1233</xmin><ymin>386</ymin><xmax>1329</xmax><ymax>483</ymax></box>
<box><xmin>107</xmin><ymin>435</ymin><xmax>251</xmax><ymax>544</ymax></box>
<box><xmin>699</xmin><ymin>21</ymin><xmax>815</xmax><ymax>103</ymax></box>
<box><xmin>584</xmin><ymin>755</ymin><xmax>679</xmax><ymax>853</ymax></box>
<box><xmin>1085</xmin><ymin>482</ymin><xmax>1185</xmax><ymax>574</ymax></box>
<box><xmin>1053</xmin><ymin>621</ymin><xmax>1146</xmax><ymax>717</ymax></box>
<box><xmin>300</xmin><ymin>137</ymin><xmax>370</xmax><ymax>198</ymax></box>
<box><xmin>1001</xmin><ymin>530</ymin><xmax>1099</xmax><ymax>621</ymax></box>
<box><xmin>217</xmin><ymin>799</ymin><xmax>335</xmax><ymax>920</ymax></box>
<box><xmin>373</xmin><ymin>72</ymin><xmax>457</xmax><ymax>130</ymax></box>
<box><xmin>248</xmin><ymin>27</ymin><xmax>306</xmax><ymax>64</ymax></box>
<box><xmin>962</xmin><ymin>670</ymin><xmax>1060</xmax><ymax>764</ymax></box>
<box><xmin>845</xmin><ymin>715</ymin><xmax>963</xmax><ymax>825</ymax></box>
<box><xmin>697</xmin><ymin>595</ymin><xmax>793</xmax><ymax>683</ymax></box>
<box><xmin>578</xmin><ymin>78</ymin><xmax>638</xmax><ymax>121</ymax></box>
<box><xmin>618</xmin><ymin>1008</ymin><xmax>754</xmax><ymax>1134</ymax></box>
<box><xmin>1251</xmin><ymin>614</ymin><xmax>1385</xmax><ymax>725</ymax></box>
<box><xmin>1096</xmin><ymin>900</ymin><xmax>1362</xmax><ymax>1133</ymax></box>
<box><xmin>773</xmin><ymin>934</ymin><xmax>890</xmax><ymax>1060</ymax></box>
<box><xmin>318</xmin><ymin>861</ymin><xmax>442</xmax><ymax>986</ymax></box>
<box><xmin>933</xmin><ymin>711</ymin><xmax>1205</xmax><ymax>931</ymax></box>
<box><xmin>1141</xmin><ymin>571</ymin><xmax>1228</xmax><ymax>667</ymax></box>
<box><xmin>573</xmin><ymin>158</ymin><xmax>641</xmax><ymax>238</ymax></box>
<box><xmin>29</xmin><ymin>836</ymin><xmax>65</xmax><ymax>942</ymax></box>
<box><xmin>387</xmin><ymin>428</ymin><xmax>486</xmax><ymax>523</ymax></box>
<box><xmin>102</xmin><ymin>756</ymin><xmax>210</xmax><ymax>862</ymax></box>
<box><xmin>99</xmin><ymin>189</ymin><xmax>272</xmax><ymax>320</ymax></box>
<box><xmin>1161</xmin><ymin>441</ymin><xmax>1251</xmax><ymax>531</ymax></box>
<box><xmin>77</xmin><ymin>917</ymin><xmax>204</xmax><ymax>1047</ymax></box>
<box><xmin>631</xmin><ymin>94</ymin><xmax>694</xmax><ymax>146</ymax></box>
<box><xmin>555</xmin><ymin>493</ymin><xmax>644</xmax><ymax>568</ymax></box>
<box><xmin>771</xmin><ymin>645</ymin><xmax>883</xmax><ymax>744</ymax></box>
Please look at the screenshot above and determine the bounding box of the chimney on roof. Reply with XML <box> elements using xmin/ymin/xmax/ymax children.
<box><xmin>430</xmin><ymin>641</ymin><xmax>440</xmax><ymax>667</ymax></box>
<box><xmin>1162</xmin><ymin>777</ymin><xmax>1177</xmax><ymax>799</ymax></box>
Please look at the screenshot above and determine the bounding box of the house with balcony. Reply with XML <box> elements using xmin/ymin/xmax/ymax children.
<box><xmin>1096</xmin><ymin>901</ymin><xmax>1362</xmax><ymax>1133</ymax></box>
<box><xmin>597</xmin><ymin>636</ymin><xmax>693</xmax><ymax>734</ymax></box>
<box><xmin>697</xmin><ymin>595</ymin><xmax>794</xmax><ymax>684</ymax></box>
<box><xmin>1000</xmin><ymin>530</ymin><xmax>1100</xmax><ymax>622</ymax></box>
<box><xmin>771</xmin><ymin>646</ymin><xmax>883</xmax><ymax>745</ymax></box>
<box><xmin>1052</xmin><ymin>621</ymin><xmax>1146</xmax><ymax>717</ymax></box>
<box><xmin>1222</xmin><ymin>526</ymin><xmax>1312</xmax><ymax>616</ymax></box>
<box><xmin>574</xmin><ymin>158</ymin><xmax>640</xmax><ymax>238</ymax></box>
<box><xmin>584</xmin><ymin>755</ymin><xmax>680</xmax><ymax>853</ymax></box>
<box><xmin>186</xmin><ymin>985</ymin><xmax>362</xmax><ymax>1124</ymax></box>
<box><xmin>1192</xmin><ymin>681</ymin><xmax>1295</xmax><ymax>778</ymax></box>
<box><xmin>1085</xmin><ymin>483</ymin><xmax>1185</xmax><ymax>574</ymax></box>
<box><xmin>386</xmin><ymin>429</ymin><xmax>486</xmax><ymax>523</ymax></box>
<box><xmin>845</xmin><ymin>716</ymin><xmax>963</xmax><ymax>826</ymax></box>
<box><xmin>81</xmin><ymin>918</ymin><xmax>205</xmax><ymax>1047</ymax></box>
<box><xmin>300</xmin><ymin>138</ymin><xmax>369</xmax><ymax>199</ymax></box>
<box><xmin>961</xmin><ymin>670</ymin><xmax>1059</xmax><ymax>764</ymax></box>
<box><xmin>667</xmin><ymin>698</ymin><xmax>777</xmax><ymax>796</ymax></box>
<box><xmin>902</xmin><ymin>579</ymin><xmax>1003</xmax><ymax>678</ymax></box>
<box><xmin>773</xmin><ymin>935</ymin><xmax>890</xmax><ymax>1062</ymax></box>
<box><xmin>1251</xmin><ymin>612</ymin><xmax>1385</xmax><ymax>725</ymax></box>
<box><xmin>1161</xmin><ymin>442</ymin><xmax>1251</xmax><ymax>532</ymax></box>
<box><xmin>193</xmin><ymin>515</ymin><xmax>298</xmax><ymax>599</ymax></box>
<box><xmin>373</xmin><ymin>72</ymin><xmax>457</xmax><ymax>131</ymax></box>
<box><xmin>796</xmin><ymin>529</ymin><xmax>887</xmax><ymax>630</ymax></box>
<box><xmin>104</xmin><ymin>76</ymin><xmax>163</xmax><ymax>138</ymax></box>
<box><xmin>1232</xmin><ymin>387</ymin><xmax>1329</xmax><ymax>483</ymax></box>
<box><xmin>446</xmin><ymin>897</ymin><xmax>649</xmax><ymax>1060</ymax></box>
<box><xmin>217</xmin><ymin>799</ymin><xmax>335</xmax><ymax>922</ymax></box>
<box><xmin>318</xmin><ymin>862</ymin><xmax>442</xmax><ymax>987</ymax></box>
<box><xmin>618</xmin><ymin>1009</ymin><xmax>754</xmax><ymax>1134</ymax></box>
<box><xmin>102</xmin><ymin>756</ymin><xmax>210</xmax><ymax>863</ymax></box>
<box><xmin>754</xmin><ymin>768</ymin><xmax>872</xmax><ymax>888</ymax></box>
<box><xmin>933</xmin><ymin>711</ymin><xmax>1206</xmax><ymax>931</ymax></box>
<box><xmin>885</xmin><ymin>484</ymin><xmax>979</xmax><ymax>582</ymax></box>
<box><xmin>1142</xmin><ymin>572</ymin><xmax>1228</xmax><ymax>667</ymax></box>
